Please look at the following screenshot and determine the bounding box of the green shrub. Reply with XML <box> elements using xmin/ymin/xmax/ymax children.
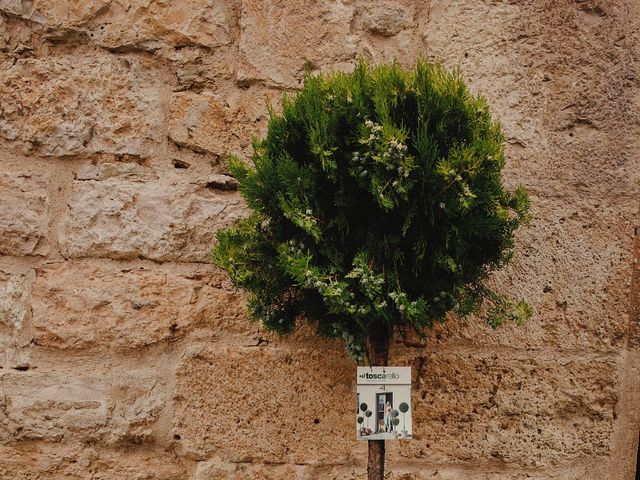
<box><xmin>212</xmin><ymin>59</ymin><xmax>531</xmax><ymax>361</ymax></box>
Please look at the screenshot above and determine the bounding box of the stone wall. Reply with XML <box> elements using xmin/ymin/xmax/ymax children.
<box><xmin>0</xmin><ymin>1</ymin><xmax>639</xmax><ymax>479</ymax></box>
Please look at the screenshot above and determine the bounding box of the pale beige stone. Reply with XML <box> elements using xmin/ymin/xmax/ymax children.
<box><xmin>169</xmin><ymin>92</ymin><xmax>228</xmax><ymax>154</ymax></box>
<box><xmin>60</xmin><ymin>163</ymin><xmax>247</xmax><ymax>262</ymax></box>
<box><xmin>419</xmin><ymin>0</ymin><xmax>639</xmax><ymax>196</ymax></box>
<box><xmin>94</xmin><ymin>0</ymin><xmax>238</xmax><ymax>51</ymax></box>
<box><xmin>238</xmin><ymin>0</ymin><xmax>358</xmax><ymax>87</ymax></box>
<box><xmin>0</xmin><ymin>0</ymin><xmax>238</xmax><ymax>50</ymax></box>
<box><xmin>194</xmin><ymin>459</ymin><xmax>303</xmax><ymax>480</ymax></box>
<box><xmin>0</xmin><ymin>368</ymin><xmax>164</xmax><ymax>444</ymax></box>
<box><xmin>412</xmin><ymin>195</ymin><xmax>636</xmax><ymax>352</ymax></box>
<box><xmin>168</xmin><ymin>86</ymin><xmax>283</xmax><ymax>160</ymax></box>
<box><xmin>173</xmin><ymin>345</ymin><xmax>356</xmax><ymax>463</ymax></box>
<box><xmin>0</xmin><ymin>443</ymin><xmax>187</xmax><ymax>480</ymax></box>
<box><xmin>0</xmin><ymin>271</ymin><xmax>32</xmax><ymax>370</ymax></box>
<box><xmin>31</xmin><ymin>261</ymin><xmax>251</xmax><ymax>349</ymax></box>
<box><xmin>355</xmin><ymin>1</ymin><xmax>415</xmax><ymax>37</ymax></box>
<box><xmin>0</xmin><ymin>55</ymin><xmax>165</xmax><ymax>157</ymax></box>
<box><xmin>0</xmin><ymin>173</ymin><xmax>48</xmax><ymax>256</ymax></box>
<box><xmin>394</xmin><ymin>350</ymin><xmax>617</xmax><ymax>468</ymax></box>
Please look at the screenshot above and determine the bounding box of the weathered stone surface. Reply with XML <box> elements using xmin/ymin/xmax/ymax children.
<box><xmin>0</xmin><ymin>270</ymin><xmax>32</xmax><ymax>369</ymax></box>
<box><xmin>630</xmin><ymin>230</ymin><xmax>640</xmax><ymax>349</ymax></box>
<box><xmin>60</xmin><ymin>163</ymin><xmax>247</xmax><ymax>262</ymax></box>
<box><xmin>173</xmin><ymin>345</ymin><xmax>356</xmax><ymax>463</ymax></box>
<box><xmin>168</xmin><ymin>88</ymin><xmax>279</xmax><ymax>158</ymax></box>
<box><xmin>0</xmin><ymin>368</ymin><xmax>164</xmax><ymax>444</ymax></box>
<box><xmin>394</xmin><ymin>350</ymin><xmax>617</xmax><ymax>468</ymax></box>
<box><xmin>31</xmin><ymin>261</ymin><xmax>251</xmax><ymax>350</ymax></box>
<box><xmin>0</xmin><ymin>173</ymin><xmax>48</xmax><ymax>256</ymax></box>
<box><xmin>194</xmin><ymin>459</ymin><xmax>304</xmax><ymax>480</ymax></box>
<box><xmin>420</xmin><ymin>0</ymin><xmax>639</xmax><ymax>196</ymax></box>
<box><xmin>0</xmin><ymin>443</ymin><xmax>187</xmax><ymax>480</ymax></box>
<box><xmin>169</xmin><ymin>92</ymin><xmax>228</xmax><ymax>155</ymax></box>
<box><xmin>312</xmin><ymin>465</ymin><xmax>595</xmax><ymax>480</ymax></box>
<box><xmin>238</xmin><ymin>0</ymin><xmax>358</xmax><ymax>87</ymax></box>
<box><xmin>0</xmin><ymin>0</ymin><xmax>638</xmax><ymax>478</ymax></box>
<box><xmin>354</xmin><ymin>1</ymin><xmax>415</xmax><ymax>37</ymax></box>
<box><xmin>0</xmin><ymin>0</ymin><xmax>238</xmax><ymax>51</ymax></box>
<box><xmin>0</xmin><ymin>55</ymin><xmax>165</xmax><ymax>157</ymax></box>
<box><xmin>406</xmin><ymin>194</ymin><xmax>636</xmax><ymax>352</ymax></box>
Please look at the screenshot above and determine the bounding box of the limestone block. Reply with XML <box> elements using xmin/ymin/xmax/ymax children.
<box><xmin>0</xmin><ymin>270</ymin><xmax>32</xmax><ymax>370</ymax></box>
<box><xmin>410</xmin><ymin>194</ymin><xmax>635</xmax><ymax>352</ymax></box>
<box><xmin>0</xmin><ymin>55</ymin><xmax>165</xmax><ymax>157</ymax></box>
<box><xmin>0</xmin><ymin>0</ymin><xmax>238</xmax><ymax>50</ymax></box>
<box><xmin>630</xmin><ymin>234</ymin><xmax>640</xmax><ymax>350</ymax></box>
<box><xmin>315</xmin><ymin>466</ymin><xmax>584</xmax><ymax>480</ymax></box>
<box><xmin>31</xmin><ymin>261</ymin><xmax>251</xmax><ymax>350</ymax></box>
<box><xmin>94</xmin><ymin>0</ymin><xmax>238</xmax><ymax>51</ymax></box>
<box><xmin>354</xmin><ymin>1</ymin><xmax>415</xmax><ymax>37</ymax></box>
<box><xmin>168</xmin><ymin>88</ymin><xmax>278</xmax><ymax>157</ymax></box>
<box><xmin>0</xmin><ymin>368</ymin><xmax>164</xmax><ymax>444</ymax></box>
<box><xmin>60</xmin><ymin>163</ymin><xmax>247</xmax><ymax>262</ymax></box>
<box><xmin>418</xmin><ymin>1</ymin><xmax>638</xmax><ymax>196</ymax></box>
<box><xmin>0</xmin><ymin>172</ymin><xmax>48</xmax><ymax>256</ymax></box>
<box><xmin>350</xmin><ymin>0</ymin><xmax>423</xmax><ymax>69</ymax></box>
<box><xmin>395</xmin><ymin>350</ymin><xmax>617</xmax><ymax>468</ymax></box>
<box><xmin>169</xmin><ymin>92</ymin><xmax>228</xmax><ymax>155</ymax></box>
<box><xmin>0</xmin><ymin>443</ymin><xmax>186</xmax><ymax>480</ymax></box>
<box><xmin>238</xmin><ymin>0</ymin><xmax>358</xmax><ymax>87</ymax></box>
<box><xmin>166</xmin><ymin>46</ymin><xmax>238</xmax><ymax>92</ymax></box>
<box><xmin>173</xmin><ymin>345</ymin><xmax>355</xmax><ymax>463</ymax></box>
<box><xmin>0</xmin><ymin>370</ymin><xmax>109</xmax><ymax>442</ymax></box>
<box><xmin>194</xmin><ymin>459</ymin><xmax>303</xmax><ymax>480</ymax></box>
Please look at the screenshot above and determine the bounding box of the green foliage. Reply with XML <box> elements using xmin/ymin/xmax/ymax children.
<box><xmin>360</xmin><ymin>403</ymin><xmax>368</xmax><ymax>413</ymax></box>
<box><xmin>212</xmin><ymin>59</ymin><xmax>531</xmax><ymax>361</ymax></box>
<box><xmin>398</xmin><ymin>402</ymin><xmax>409</xmax><ymax>414</ymax></box>
<box><xmin>357</xmin><ymin>416</ymin><xmax>364</xmax><ymax>425</ymax></box>
<box><xmin>391</xmin><ymin>409</ymin><xmax>399</xmax><ymax>418</ymax></box>
<box><xmin>391</xmin><ymin>418</ymin><xmax>400</xmax><ymax>427</ymax></box>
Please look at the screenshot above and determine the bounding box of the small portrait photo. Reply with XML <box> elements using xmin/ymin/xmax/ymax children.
<box><xmin>356</xmin><ymin>367</ymin><xmax>412</xmax><ymax>440</ymax></box>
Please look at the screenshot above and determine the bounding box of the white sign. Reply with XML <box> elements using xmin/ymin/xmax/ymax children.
<box><xmin>356</xmin><ymin>366</ymin><xmax>412</xmax><ymax>440</ymax></box>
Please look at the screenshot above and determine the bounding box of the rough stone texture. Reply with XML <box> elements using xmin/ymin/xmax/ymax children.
<box><xmin>0</xmin><ymin>270</ymin><xmax>32</xmax><ymax>369</ymax></box>
<box><xmin>173</xmin><ymin>345</ymin><xmax>356</xmax><ymax>463</ymax></box>
<box><xmin>400</xmin><ymin>350</ymin><xmax>617</xmax><ymax>468</ymax></box>
<box><xmin>0</xmin><ymin>0</ymin><xmax>638</xmax><ymax>479</ymax></box>
<box><xmin>0</xmin><ymin>0</ymin><xmax>238</xmax><ymax>51</ymax></box>
<box><xmin>31</xmin><ymin>261</ymin><xmax>251</xmax><ymax>350</ymax></box>
<box><xmin>237</xmin><ymin>0</ymin><xmax>357</xmax><ymax>88</ymax></box>
<box><xmin>411</xmin><ymin>194</ymin><xmax>635</xmax><ymax>353</ymax></box>
<box><xmin>0</xmin><ymin>368</ymin><xmax>163</xmax><ymax>444</ymax></box>
<box><xmin>0</xmin><ymin>55</ymin><xmax>166</xmax><ymax>157</ymax></box>
<box><xmin>60</xmin><ymin>163</ymin><xmax>247</xmax><ymax>262</ymax></box>
<box><xmin>169</xmin><ymin>91</ymin><xmax>233</xmax><ymax>156</ymax></box>
<box><xmin>0</xmin><ymin>443</ymin><xmax>187</xmax><ymax>480</ymax></box>
<box><xmin>0</xmin><ymin>172</ymin><xmax>49</xmax><ymax>256</ymax></box>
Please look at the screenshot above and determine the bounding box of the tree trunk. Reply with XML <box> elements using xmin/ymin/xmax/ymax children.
<box><xmin>367</xmin><ymin>322</ymin><xmax>390</xmax><ymax>480</ymax></box>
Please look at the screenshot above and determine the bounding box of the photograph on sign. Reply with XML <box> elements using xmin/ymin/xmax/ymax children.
<box><xmin>356</xmin><ymin>367</ymin><xmax>412</xmax><ymax>440</ymax></box>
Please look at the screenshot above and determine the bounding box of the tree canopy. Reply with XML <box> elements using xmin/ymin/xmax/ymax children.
<box><xmin>212</xmin><ymin>59</ymin><xmax>531</xmax><ymax>361</ymax></box>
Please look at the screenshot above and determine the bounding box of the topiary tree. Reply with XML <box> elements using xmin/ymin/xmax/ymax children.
<box><xmin>365</xmin><ymin>409</ymin><xmax>373</xmax><ymax>430</ymax></box>
<box><xmin>357</xmin><ymin>416</ymin><xmax>364</xmax><ymax>435</ymax></box>
<box><xmin>391</xmin><ymin>417</ymin><xmax>400</xmax><ymax>435</ymax></box>
<box><xmin>359</xmin><ymin>403</ymin><xmax>369</xmax><ymax>430</ymax></box>
<box><xmin>390</xmin><ymin>409</ymin><xmax>399</xmax><ymax>433</ymax></box>
<box><xmin>398</xmin><ymin>402</ymin><xmax>409</xmax><ymax>434</ymax></box>
<box><xmin>212</xmin><ymin>59</ymin><xmax>531</xmax><ymax>480</ymax></box>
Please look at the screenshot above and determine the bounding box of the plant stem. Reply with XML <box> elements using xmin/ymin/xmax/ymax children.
<box><xmin>367</xmin><ymin>321</ymin><xmax>390</xmax><ymax>480</ymax></box>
